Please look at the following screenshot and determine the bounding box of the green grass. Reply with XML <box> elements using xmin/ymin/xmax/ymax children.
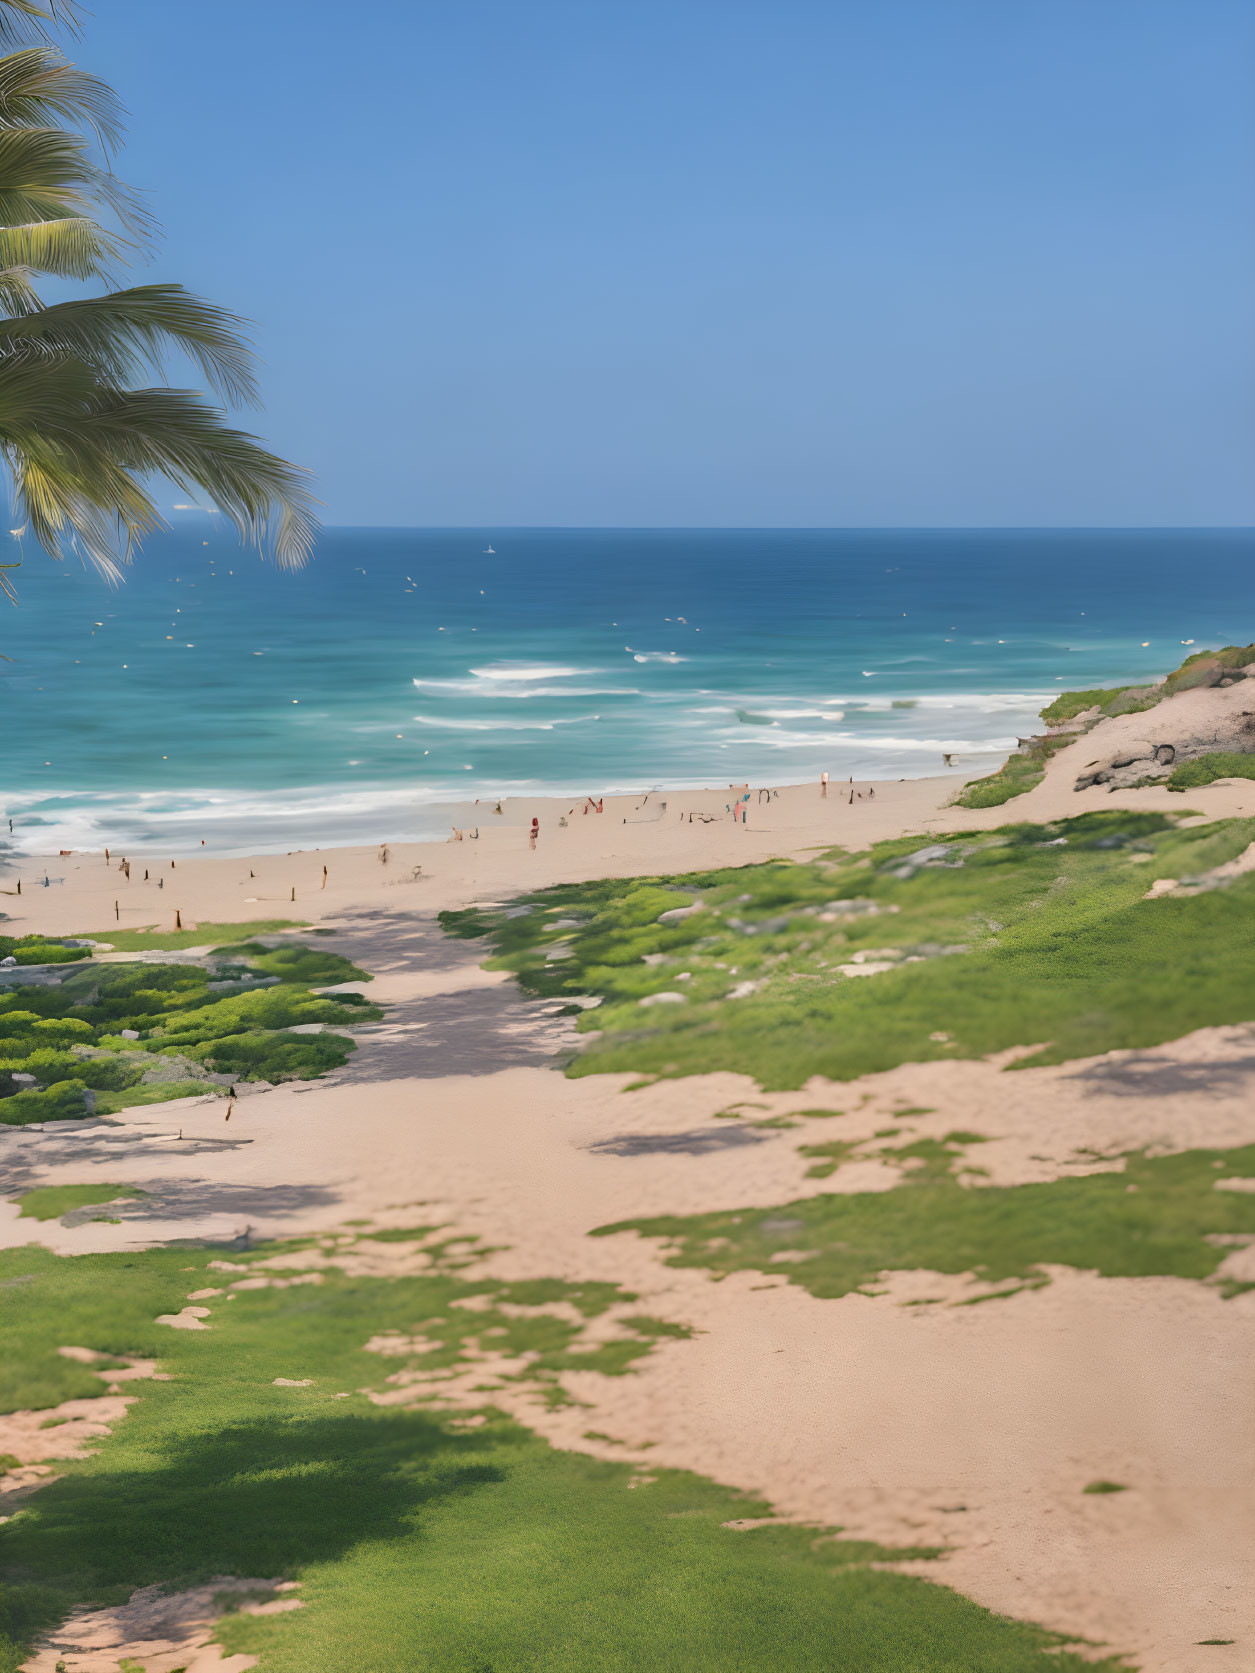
<box><xmin>13</xmin><ymin>1185</ymin><xmax>145</xmax><ymax>1222</ymax></box>
<box><xmin>0</xmin><ymin>932</ymin><xmax>380</xmax><ymax>1125</ymax></box>
<box><xmin>953</xmin><ymin>733</ymin><xmax>1074</xmax><ymax>808</ymax></box>
<box><xmin>594</xmin><ymin>1137</ymin><xmax>1255</xmax><ymax>1303</ymax></box>
<box><xmin>440</xmin><ymin>810</ymin><xmax>1255</xmax><ymax>1088</ymax></box>
<box><xmin>1082</xmin><ymin>1481</ymin><xmax>1128</xmax><ymax>1496</ymax></box>
<box><xmin>79</xmin><ymin>919</ymin><xmax>307</xmax><ymax>952</ymax></box>
<box><xmin>1037</xmin><ymin>689</ymin><xmax>1132</xmax><ymax>726</ymax></box>
<box><xmin>1167</xmin><ymin>752</ymin><xmax>1255</xmax><ymax>791</ymax></box>
<box><xmin>0</xmin><ymin>1233</ymin><xmax>1125</xmax><ymax>1673</ymax></box>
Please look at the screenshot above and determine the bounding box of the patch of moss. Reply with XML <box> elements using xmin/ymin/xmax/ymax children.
<box><xmin>14</xmin><ymin>1185</ymin><xmax>146</xmax><ymax>1222</ymax></box>
<box><xmin>595</xmin><ymin>1140</ymin><xmax>1255</xmax><ymax>1303</ymax></box>
<box><xmin>79</xmin><ymin>919</ymin><xmax>307</xmax><ymax>952</ymax></box>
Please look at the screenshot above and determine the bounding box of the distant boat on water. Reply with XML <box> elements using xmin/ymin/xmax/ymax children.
<box><xmin>483</xmin><ymin>545</ymin><xmax>496</xmax><ymax>554</ymax></box>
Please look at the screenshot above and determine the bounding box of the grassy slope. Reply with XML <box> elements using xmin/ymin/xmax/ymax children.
<box><xmin>440</xmin><ymin>811</ymin><xmax>1255</xmax><ymax>1089</ymax></box>
<box><xmin>596</xmin><ymin>1135</ymin><xmax>1255</xmax><ymax>1303</ymax></box>
<box><xmin>0</xmin><ymin>928</ymin><xmax>380</xmax><ymax>1126</ymax></box>
<box><xmin>0</xmin><ymin>1235</ymin><xmax>1123</xmax><ymax>1673</ymax></box>
<box><xmin>956</xmin><ymin>641</ymin><xmax>1255</xmax><ymax>807</ymax></box>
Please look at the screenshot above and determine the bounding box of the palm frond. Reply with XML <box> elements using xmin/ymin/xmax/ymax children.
<box><xmin>0</xmin><ymin>46</ymin><xmax>125</xmax><ymax>152</ymax></box>
<box><xmin>0</xmin><ymin>2</ymin><xmax>82</xmax><ymax>48</ymax></box>
<box><xmin>0</xmin><ymin>5</ymin><xmax>319</xmax><ymax>588</ymax></box>
<box><xmin>0</xmin><ymin>215</ymin><xmax>120</xmax><ymax>279</ymax></box>
<box><xmin>0</xmin><ymin>258</ymin><xmax>39</xmax><ymax>311</ymax></box>
<box><xmin>82</xmin><ymin>385</ymin><xmax>318</xmax><ymax>569</ymax></box>
<box><xmin>0</xmin><ymin>285</ymin><xmax>260</xmax><ymax>404</ymax></box>
<box><xmin>0</xmin><ymin>125</ymin><xmax>149</xmax><ymax>239</ymax></box>
<box><xmin>0</xmin><ymin>356</ymin><xmax>318</xmax><ymax>575</ymax></box>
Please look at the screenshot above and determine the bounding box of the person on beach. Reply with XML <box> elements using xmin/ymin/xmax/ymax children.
<box><xmin>821</xmin><ymin>771</ymin><xmax>828</xmax><ymax>798</ymax></box>
<box><xmin>530</xmin><ymin>817</ymin><xmax>539</xmax><ymax>848</ymax></box>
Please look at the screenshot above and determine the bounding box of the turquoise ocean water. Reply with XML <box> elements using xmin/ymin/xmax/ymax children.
<box><xmin>1</xmin><ymin>526</ymin><xmax>1251</xmax><ymax>854</ymax></box>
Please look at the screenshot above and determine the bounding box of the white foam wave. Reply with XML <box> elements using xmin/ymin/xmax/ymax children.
<box><xmin>723</xmin><ymin>727</ymin><xmax>1016</xmax><ymax>753</ymax></box>
<box><xmin>753</xmin><ymin>708</ymin><xmax>847</xmax><ymax>721</ymax></box>
<box><xmin>412</xmin><ymin>713</ymin><xmax>600</xmax><ymax>732</ymax></box>
<box><xmin>413</xmin><ymin>678</ymin><xmax>639</xmax><ymax>698</ymax></box>
<box><xmin>631</xmin><ymin>652</ymin><xmax>687</xmax><ymax>664</ymax></box>
<box><xmin>467</xmin><ymin>662</ymin><xmax>602</xmax><ymax>681</ymax></box>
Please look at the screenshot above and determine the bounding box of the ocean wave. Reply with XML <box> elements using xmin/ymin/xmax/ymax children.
<box><xmin>413</xmin><ymin>678</ymin><xmax>640</xmax><ymax>698</ymax></box>
<box><xmin>752</xmin><ymin>708</ymin><xmax>847</xmax><ymax>721</ymax></box>
<box><xmin>411</xmin><ymin>713</ymin><xmax>600</xmax><ymax>732</ymax></box>
<box><xmin>721</xmin><ymin>726</ymin><xmax>1016</xmax><ymax>753</ymax></box>
<box><xmin>631</xmin><ymin>651</ymin><xmax>687</xmax><ymax>664</ymax></box>
<box><xmin>467</xmin><ymin>662</ymin><xmax>603</xmax><ymax>681</ymax></box>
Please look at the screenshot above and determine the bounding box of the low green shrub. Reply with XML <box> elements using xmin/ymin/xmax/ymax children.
<box><xmin>0</xmin><ymin>1080</ymin><xmax>90</xmax><ymax>1125</ymax></box>
<box><xmin>0</xmin><ymin>935</ymin><xmax>91</xmax><ymax>966</ymax></box>
<box><xmin>0</xmin><ymin>921</ymin><xmax>380</xmax><ymax>1121</ymax></box>
<box><xmin>183</xmin><ymin>1028</ymin><xmax>355</xmax><ymax>1081</ymax></box>
<box><xmin>0</xmin><ymin>1049</ymin><xmax>142</xmax><ymax>1093</ymax></box>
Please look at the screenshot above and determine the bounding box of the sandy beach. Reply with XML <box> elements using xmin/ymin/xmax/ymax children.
<box><xmin>4</xmin><ymin>695</ymin><xmax>1255</xmax><ymax>1672</ymax></box>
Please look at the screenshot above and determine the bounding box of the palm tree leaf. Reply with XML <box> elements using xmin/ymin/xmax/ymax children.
<box><xmin>80</xmin><ymin>386</ymin><xmax>318</xmax><ymax>569</ymax></box>
<box><xmin>0</xmin><ymin>258</ymin><xmax>39</xmax><ymax>311</ymax></box>
<box><xmin>0</xmin><ymin>46</ymin><xmax>125</xmax><ymax>152</ymax></box>
<box><xmin>0</xmin><ymin>285</ymin><xmax>260</xmax><ymax>404</ymax></box>
<box><xmin>0</xmin><ymin>358</ymin><xmax>318</xmax><ymax>574</ymax></box>
<box><xmin>0</xmin><ymin>125</ymin><xmax>149</xmax><ymax>238</ymax></box>
<box><xmin>0</xmin><ymin>214</ymin><xmax>119</xmax><ymax>278</ymax></box>
<box><xmin>0</xmin><ymin>2</ymin><xmax>82</xmax><ymax>48</ymax></box>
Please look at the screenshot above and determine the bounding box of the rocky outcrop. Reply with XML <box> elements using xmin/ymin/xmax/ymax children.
<box><xmin>1073</xmin><ymin>703</ymin><xmax>1255</xmax><ymax>791</ymax></box>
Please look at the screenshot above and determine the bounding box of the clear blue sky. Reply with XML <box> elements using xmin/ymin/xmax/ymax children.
<box><xmin>85</xmin><ymin>0</ymin><xmax>1254</xmax><ymax>527</ymax></box>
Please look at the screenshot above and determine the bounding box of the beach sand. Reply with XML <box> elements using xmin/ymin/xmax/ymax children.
<box><xmin>4</xmin><ymin>692</ymin><xmax>1255</xmax><ymax>1671</ymax></box>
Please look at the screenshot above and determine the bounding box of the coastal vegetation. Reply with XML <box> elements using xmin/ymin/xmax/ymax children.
<box><xmin>440</xmin><ymin>810</ymin><xmax>1255</xmax><ymax>1088</ymax></box>
<box><xmin>956</xmin><ymin>642</ymin><xmax>1255</xmax><ymax>807</ymax></box>
<box><xmin>951</xmin><ymin>732</ymin><xmax>1072</xmax><ymax>808</ymax></box>
<box><xmin>0</xmin><ymin>927</ymin><xmax>377</xmax><ymax>1124</ymax></box>
<box><xmin>1167</xmin><ymin>752</ymin><xmax>1255</xmax><ymax>791</ymax></box>
<box><xmin>0</xmin><ymin>1229</ymin><xmax>1126</xmax><ymax>1672</ymax></box>
<box><xmin>0</xmin><ymin>0</ymin><xmax>314</xmax><ymax>588</ymax></box>
<box><xmin>596</xmin><ymin>1135</ymin><xmax>1255</xmax><ymax>1304</ymax></box>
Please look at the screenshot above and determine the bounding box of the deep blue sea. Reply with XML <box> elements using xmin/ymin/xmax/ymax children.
<box><xmin>1</xmin><ymin>526</ymin><xmax>1251</xmax><ymax>854</ymax></box>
